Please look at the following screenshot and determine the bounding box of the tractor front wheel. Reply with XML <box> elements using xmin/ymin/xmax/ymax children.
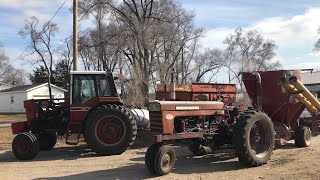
<box><xmin>294</xmin><ymin>125</ymin><xmax>311</xmax><ymax>147</ymax></box>
<box><xmin>145</xmin><ymin>143</ymin><xmax>160</xmax><ymax>175</ymax></box>
<box><xmin>38</xmin><ymin>132</ymin><xmax>57</xmax><ymax>150</ymax></box>
<box><xmin>84</xmin><ymin>104</ymin><xmax>137</xmax><ymax>155</ymax></box>
<box><xmin>154</xmin><ymin>145</ymin><xmax>176</xmax><ymax>175</ymax></box>
<box><xmin>233</xmin><ymin>110</ymin><xmax>275</xmax><ymax>166</ymax></box>
<box><xmin>12</xmin><ymin>132</ymin><xmax>39</xmax><ymax>160</ymax></box>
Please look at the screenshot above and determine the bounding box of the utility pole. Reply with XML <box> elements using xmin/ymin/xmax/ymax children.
<box><xmin>73</xmin><ymin>0</ymin><xmax>78</xmax><ymax>71</ymax></box>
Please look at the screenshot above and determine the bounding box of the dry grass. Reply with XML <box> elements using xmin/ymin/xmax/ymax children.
<box><xmin>0</xmin><ymin>114</ymin><xmax>26</xmax><ymax>123</ymax></box>
<box><xmin>0</xmin><ymin>114</ymin><xmax>26</xmax><ymax>150</ymax></box>
<box><xmin>0</xmin><ymin>127</ymin><xmax>14</xmax><ymax>150</ymax></box>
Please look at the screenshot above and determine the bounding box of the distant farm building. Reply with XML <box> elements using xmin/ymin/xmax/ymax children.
<box><xmin>302</xmin><ymin>71</ymin><xmax>320</xmax><ymax>97</ymax></box>
<box><xmin>0</xmin><ymin>83</ymin><xmax>67</xmax><ymax>113</ymax></box>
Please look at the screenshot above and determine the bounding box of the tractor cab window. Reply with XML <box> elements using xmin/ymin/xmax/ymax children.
<box><xmin>72</xmin><ymin>74</ymin><xmax>113</xmax><ymax>104</ymax></box>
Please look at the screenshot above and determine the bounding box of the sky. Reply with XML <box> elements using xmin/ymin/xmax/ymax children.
<box><xmin>0</xmin><ymin>0</ymin><xmax>320</xmax><ymax>74</ymax></box>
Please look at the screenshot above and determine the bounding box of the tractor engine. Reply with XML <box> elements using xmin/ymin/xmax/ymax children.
<box><xmin>13</xmin><ymin>99</ymin><xmax>69</xmax><ymax>135</ymax></box>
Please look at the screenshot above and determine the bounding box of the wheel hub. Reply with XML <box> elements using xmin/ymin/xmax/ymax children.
<box><xmin>161</xmin><ymin>154</ymin><xmax>171</xmax><ymax>168</ymax></box>
<box><xmin>161</xmin><ymin>153</ymin><xmax>172</xmax><ymax>170</ymax></box>
<box><xmin>97</xmin><ymin>116</ymin><xmax>125</xmax><ymax>145</ymax></box>
<box><xmin>15</xmin><ymin>138</ymin><xmax>29</xmax><ymax>155</ymax></box>
<box><xmin>249</xmin><ymin>121</ymin><xmax>270</xmax><ymax>158</ymax></box>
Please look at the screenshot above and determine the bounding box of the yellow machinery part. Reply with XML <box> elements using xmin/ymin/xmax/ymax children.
<box><xmin>280</xmin><ymin>82</ymin><xmax>318</xmax><ymax>114</ymax></box>
<box><xmin>289</xmin><ymin>76</ymin><xmax>320</xmax><ymax>111</ymax></box>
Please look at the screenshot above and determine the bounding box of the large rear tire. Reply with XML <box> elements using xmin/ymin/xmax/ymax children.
<box><xmin>233</xmin><ymin>110</ymin><xmax>275</xmax><ymax>166</ymax></box>
<box><xmin>294</xmin><ymin>125</ymin><xmax>311</xmax><ymax>147</ymax></box>
<box><xmin>12</xmin><ymin>132</ymin><xmax>39</xmax><ymax>160</ymax></box>
<box><xmin>84</xmin><ymin>104</ymin><xmax>137</xmax><ymax>155</ymax></box>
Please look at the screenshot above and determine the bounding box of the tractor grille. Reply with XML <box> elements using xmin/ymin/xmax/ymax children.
<box><xmin>149</xmin><ymin>111</ymin><xmax>163</xmax><ymax>132</ymax></box>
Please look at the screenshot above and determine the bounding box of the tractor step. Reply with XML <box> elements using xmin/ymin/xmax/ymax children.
<box><xmin>65</xmin><ymin>132</ymin><xmax>81</xmax><ymax>145</ymax></box>
<box><xmin>65</xmin><ymin>123</ymin><xmax>82</xmax><ymax>145</ymax></box>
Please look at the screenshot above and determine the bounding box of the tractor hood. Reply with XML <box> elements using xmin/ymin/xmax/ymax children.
<box><xmin>148</xmin><ymin>101</ymin><xmax>224</xmax><ymax>112</ymax></box>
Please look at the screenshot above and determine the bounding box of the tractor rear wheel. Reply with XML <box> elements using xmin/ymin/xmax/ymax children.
<box><xmin>84</xmin><ymin>104</ymin><xmax>137</xmax><ymax>155</ymax></box>
<box><xmin>294</xmin><ymin>125</ymin><xmax>311</xmax><ymax>147</ymax></box>
<box><xmin>145</xmin><ymin>143</ymin><xmax>160</xmax><ymax>175</ymax></box>
<box><xmin>38</xmin><ymin>132</ymin><xmax>57</xmax><ymax>150</ymax></box>
<box><xmin>154</xmin><ymin>145</ymin><xmax>176</xmax><ymax>176</ymax></box>
<box><xmin>12</xmin><ymin>132</ymin><xmax>39</xmax><ymax>160</ymax></box>
<box><xmin>233</xmin><ymin>110</ymin><xmax>275</xmax><ymax>166</ymax></box>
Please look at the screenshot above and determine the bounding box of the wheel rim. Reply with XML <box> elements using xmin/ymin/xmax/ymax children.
<box><xmin>249</xmin><ymin>120</ymin><xmax>271</xmax><ymax>158</ymax></box>
<box><xmin>96</xmin><ymin>116</ymin><xmax>126</xmax><ymax>145</ymax></box>
<box><xmin>14</xmin><ymin>136</ymin><xmax>31</xmax><ymax>155</ymax></box>
<box><xmin>160</xmin><ymin>151</ymin><xmax>173</xmax><ymax>172</ymax></box>
<box><xmin>305</xmin><ymin>128</ymin><xmax>311</xmax><ymax>144</ymax></box>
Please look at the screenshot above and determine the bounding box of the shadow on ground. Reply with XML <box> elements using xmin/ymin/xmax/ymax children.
<box><xmin>0</xmin><ymin>130</ymin><xmax>155</xmax><ymax>163</ymax></box>
<box><xmin>0</xmin><ymin>144</ymin><xmax>101</xmax><ymax>162</ymax></box>
<box><xmin>34</xmin><ymin>148</ymin><xmax>246</xmax><ymax>180</ymax></box>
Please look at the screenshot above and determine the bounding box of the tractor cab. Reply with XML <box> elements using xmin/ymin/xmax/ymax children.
<box><xmin>70</xmin><ymin>71</ymin><xmax>119</xmax><ymax>105</ymax></box>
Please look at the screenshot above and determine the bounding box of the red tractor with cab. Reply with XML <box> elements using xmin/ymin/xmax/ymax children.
<box><xmin>11</xmin><ymin>71</ymin><xmax>137</xmax><ymax>160</ymax></box>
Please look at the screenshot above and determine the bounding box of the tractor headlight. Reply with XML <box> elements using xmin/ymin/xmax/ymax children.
<box><xmin>148</xmin><ymin>102</ymin><xmax>161</xmax><ymax>111</ymax></box>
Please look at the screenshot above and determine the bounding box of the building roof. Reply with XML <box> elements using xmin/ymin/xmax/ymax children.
<box><xmin>0</xmin><ymin>82</ymin><xmax>14</xmax><ymax>90</ymax></box>
<box><xmin>302</xmin><ymin>71</ymin><xmax>320</xmax><ymax>85</ymax></box>
<box><xmin>0</xmin><ymin>83</ymin><xmax>67</xmax><ymax>93</ymax></box>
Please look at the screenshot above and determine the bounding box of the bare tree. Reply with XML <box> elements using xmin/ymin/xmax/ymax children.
<box><xmin>79</xmin><ymin>0</ymin><xmax>114</xmax><ymax>71</ymax></box>
<box><xmin>76</xmin><ymin>0</ymin><xmax>208</xmax><ymax>105</ymax></box>
<box><xmin>59</xmin><ymin>36</ymin><xmax>73</xmax><ymax>71</ymax></box>
<box><xmin>187</xmin><ymin>48</ymin><xmax>224</xmax><ymax>83</ymax></box>
<box><xmin>0</xmin><ymin>44</ymin><xmax>27</xmax><ymax>85</ymax></box>
<box><xmin>222</xmin><ymin>28</ymin><xmax>281</xmax><ymax>84</ymax></box>
<box><xmin>314</xmin><ymin>27</ymin><xmax>320</xmax><ymax>52</ymax></box>
<box><xmin>19</xmin><ymin>16</ymin><xmax>59</xmax><ymax>99</ymax></box>
<box><xmin>0</xmin><ymin>45</ymin><xmax>10</xmax><ymax>78</ymax></box>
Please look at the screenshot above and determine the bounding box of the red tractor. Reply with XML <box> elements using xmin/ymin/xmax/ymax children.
<box><xmin>145</xmin><ymin>69</ymin><xmax>317</xmax><ymax>176</ymax></box>
<box><xmin>11</xmin><ymin>71</ymin><xmax>137</xmax><ymax>160</ymax></box>
<box><xmin>145</xmin><ymin>76</ymin><xmax>276</xmax><ymax>175</ymax></box>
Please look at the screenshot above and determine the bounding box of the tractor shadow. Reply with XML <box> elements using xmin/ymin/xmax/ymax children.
<box><xmin>38</xmin><ymin>148</ymin><xmax>246</xmax><ymax>180</ymax></box>
<box><xmin>0</xmin><ymin>131</ymin><xmax>154</xmax><ymax>163</ymax></box>
<box><xmin>0</xmin><ymin>144</ymin><xmax>100</xmax><ymax>162</ymax></box>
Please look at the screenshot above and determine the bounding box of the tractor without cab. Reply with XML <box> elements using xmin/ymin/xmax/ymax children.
<box><xmin>145</xmin><ymin>69</ymin><xmax>319</xmax><ymax>176</ymax></box>
<box><xmin>11</xmin><ymin>71</ymin><xmax>137</xmax><ymax>160</ymax></box>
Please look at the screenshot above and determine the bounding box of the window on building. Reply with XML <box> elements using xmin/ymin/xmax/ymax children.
<box><xmin>11</xmin><ymin>96</ymin><xmax>14</xmax><ymax>104</ymax></box>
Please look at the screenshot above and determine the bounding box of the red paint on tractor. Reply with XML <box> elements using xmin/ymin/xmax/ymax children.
<box><xmin>24</xmin><ymin>100</ymin><xmax>40</xmax><ymax>122</ymax></box>
<box><xmin>11</xmin><ymin>122</ymin><xmax>26</xmax><ymax>135</ymax></box>
<box><xmin>156</xmin><ymin>83</ymin><xmax>236</xmax><ymax>105</ymax></box>
<box><xmin>97</xmin><ymin>116</ymin><xmax>125</xmax><ymax>145</ymax></box>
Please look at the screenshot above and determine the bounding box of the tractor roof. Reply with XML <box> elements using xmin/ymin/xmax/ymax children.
<box><xmin>70</xmin><ymin>71</ymin><xmax>110</xmax><ymax>75</ymax></box>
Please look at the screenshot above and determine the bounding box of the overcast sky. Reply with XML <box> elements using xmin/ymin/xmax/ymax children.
<box><xmin>1</xmin><ymin>0</ymin><xmax>320</xmax><ymax>72</ymax></box>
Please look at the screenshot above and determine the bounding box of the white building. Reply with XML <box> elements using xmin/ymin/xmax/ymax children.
<box><xmin>0</xmin><ymin>83</ymin><xmax>67</xmax><ymax>113</ymax></box>
<box><xmin>302</xmin><ymin>71</ymin><xmax>320</xmax><ymax>97</ymax></box>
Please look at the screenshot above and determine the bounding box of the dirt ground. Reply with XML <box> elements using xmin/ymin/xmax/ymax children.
<box><xmin>1</xmin><ymin>115</ymin><xmax>320</xmax><ymax>180</ymax></box>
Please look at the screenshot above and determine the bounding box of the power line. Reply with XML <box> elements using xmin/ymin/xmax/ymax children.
<box><xmin>9</xmin><ymin>0</ymin><xmax>68</xmax><ymax>66</ymax></box>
